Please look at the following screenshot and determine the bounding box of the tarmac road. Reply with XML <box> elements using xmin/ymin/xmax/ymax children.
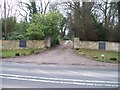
<box><xmin>0</xmin><ymin>61</ymin><xmax>119</xmax><ymax>88</ymax></box>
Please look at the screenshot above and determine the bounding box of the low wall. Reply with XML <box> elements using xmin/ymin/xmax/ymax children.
<box><xmin>106</xmin><ymin>42</ymin><xmax>119</xmax><ymax>52</ymax></box>
<box><xmin>79</xmin><ymin>41</ymin><xmax>99</xmax><ymax>50</ymax></box>
<box><xmin>27</xmin><ymin>40</ymin><xmax>44</xmax><ymax>49</ymax></box>
<box><xmin>79</xmin><ymin>41</ymin><xmax>119</xmax><ymax>52</ymax></box>
<box><xmin>1</xmin><ymin>40</ymin><xmax>45</xmax><ymax>50</ymax></box>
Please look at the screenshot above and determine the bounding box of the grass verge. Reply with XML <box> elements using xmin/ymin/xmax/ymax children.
<box><xmin>1</xmin><ymin>48</ymin><xmax>44</xmax><ymax>58</ymax></box>
<box><xmin>75</xmin><ymin>48</ymin><xmax>119</xmax><ymax>63</ymax></box>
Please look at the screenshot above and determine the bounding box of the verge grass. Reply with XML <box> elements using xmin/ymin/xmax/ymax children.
<box><xmin>1</xmin><ymin>48</ymin><xmax>44</xmax><ymax>58</ymax></box>
<box><xmin>75</xmin><ymin>48</ymin><xmax>119</xmax><ymax>63</ymax></box>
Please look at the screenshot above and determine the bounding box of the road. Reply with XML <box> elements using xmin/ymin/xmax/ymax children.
<box><xmin>0</xmin><ymin>61</ymin><xmax>119</xmax><ymax>88</ymax></box>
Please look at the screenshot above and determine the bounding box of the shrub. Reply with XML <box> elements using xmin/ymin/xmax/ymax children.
<box><xmin>110</xmin><ymin>57</ymin><xmax>117</xmax><ymax>61</ymax></box>
<box><xmin>30</xmin><ymin>50</ymin><xmax>35</xmax><ymax>54</ymax></box>
<box><xmin>15</xmin><ymin>53</ymin><xmax>20</xmax><ymax>56</ymax></box>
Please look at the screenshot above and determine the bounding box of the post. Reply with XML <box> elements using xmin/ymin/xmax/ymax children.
<box><xmin>44</xmin><ymin>37</ymin><xmax>51</xmax><ymax>48</ymax></box>
<box><xmin>73</xmin><ymin>38</ymin><xmax>80</xmax><ymax>49</ymax></box>
<box><xmin>4</xmin><ymin>0</ymin><xmax>7</xmax><ymax>40</ymax></box>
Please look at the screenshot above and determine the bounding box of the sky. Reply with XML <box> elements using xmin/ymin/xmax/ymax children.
<box><xmin>0</xmin><ymin>0</ymin><xmax>68</xmax><ymax>22</ymax></box>
<box><xmin>0</xmin><ymin>0</ymin><xmax>29</xmax><ymax>21</ymax></box>
<box><xmin>0</xmin><ymin>0</ymin><xmax>119</xmax><ymax>22</ymax></box>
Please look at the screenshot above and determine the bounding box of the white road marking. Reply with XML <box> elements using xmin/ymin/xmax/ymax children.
<box><xmin>0</xmin><ymin>73</ymin><xmax>119</xmax><ymax>87</ymax></box>
<box><xmin>0</xmin><ymin>75</ymin><xmax>118</xmax><ymax>87</ymax></box>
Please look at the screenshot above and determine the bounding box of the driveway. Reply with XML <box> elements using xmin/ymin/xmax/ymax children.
<box><xmin>1</xmin><ymin>41</ymin><xmax>118</xmax><ymax>66</ymax></box>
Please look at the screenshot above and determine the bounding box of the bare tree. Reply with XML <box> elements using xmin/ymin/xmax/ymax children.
<box><xmin>62</xmin><ymin>1</ymin><xmax>95</xmax><ymax>40</ymax></box>
<box><xmin>18</xmin><ymin>0</ymin><xmax>50</xmax><ymax>21</ymax></box>
<box><xmin>18</xmin><ymin>1</ymin><xmax>30</xmax><ymax>22</ymax></box>
<box><xmin>118</xmin><ymin>1</ymin><xmax>120</xmax><ymax>26</ymax></box>
<box><xmin>93</xmin><ymin>1</ymin><xmax>118</xmax><ymax>30</ymax></box>
<box><xmin>36</xmin><ymin>0</ymin><xmax>50</xmax><ymax>14</ymax></box>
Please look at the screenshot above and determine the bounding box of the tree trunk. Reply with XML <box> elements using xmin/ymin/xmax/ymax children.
<box><xmin>118</xmin><ymin>2</ymin><xmax>120</xmax><ymax>26</ymax></box>
<box><xmin>4</xmin><ymin>0</ymin><xmax>7</xmax><ymax>40</ymax></box>
<box><xmin>104</xmin><ymin>2</ymin><xmax>108</xmax><ymax>30</ymax></box>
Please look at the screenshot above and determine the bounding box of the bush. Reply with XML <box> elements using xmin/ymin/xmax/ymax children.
<box><xmin>30</xmin><ymin>50</ymin><xmax>35</xmax><ymax>54</ymax></box>
<box><xmin>15</xmin><ymin>53</ymin><xmax>20</xmax><ymax>56</ymax></box>
<box><xmin>26</xmin><ymin>23</ymin><xmax>44</xmax><ymax>40</ymax></box>
<box><xmin>51</xmin><ymin>36</ymin><xmax>60</xmax><ymax>46</ymax></box>
<box><xmin>110</xmin><ymin>57</ymin><xmax>117</xmax><ymax>61</ymax></box>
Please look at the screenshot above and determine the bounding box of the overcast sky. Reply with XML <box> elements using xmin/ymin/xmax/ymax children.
<box><xmin>0</xmin><ymin>0</ymin><xmax>119</xmax><ymax>22</ymax></box>
<box><xmin>0</xmin><ymin>0</ymin><xmax>68</xmax><ymax>22</ymax></box>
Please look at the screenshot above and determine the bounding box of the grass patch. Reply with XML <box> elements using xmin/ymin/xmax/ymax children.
<box><xmin>1</xmin><ymin>48</ymin><xmax>44</xmax><ymax>58</ymax></box>
<box><xmin>75</xmin><ymin>48</ymin><xmax>119</xmax><ymax>63</ymax></box>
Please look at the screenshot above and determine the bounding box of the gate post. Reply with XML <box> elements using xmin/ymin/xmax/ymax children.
<box><xmin>44</xmin><ymin>37</ymin><xmax>51</xmax><ymax>48</ymax></box>
<box><xmin>73</xmin><ymin>38</ymin><xmax>80</xmax><ymax>49</ymax></box>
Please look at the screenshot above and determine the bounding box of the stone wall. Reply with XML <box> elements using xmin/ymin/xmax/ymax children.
<box><xmin>106</xmin><ymin>42</ymin><xmax>119</xmax><ymax>52</ymax></box>
<box><xmin>79</xmin><ymin>41</ymin><xmax>99</xmax><ymax>50</ymax></box>
<box><xmin>26</xmin><ymin>40</ymin><xmax>44</xmax><ymax>49</ymax></box>
<box><xmin>2</xmin><ymin>40</ymin><xmax>19</xmax><ymax>50</ymax></box>
<box><xmin>1</xmin><ymin>40</ymin><xmax>45</xmax><ymax>50</ymax></box>
<box><xmin>73</xmin><ymin>38</ymin><xmax>119</xmax><ymax>52</ymax></box>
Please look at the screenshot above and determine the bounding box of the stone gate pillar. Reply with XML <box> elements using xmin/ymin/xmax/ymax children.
<box><xmin>44</xmin><ymin>37</ymin><xmax>51</xmax><ymax>48</ymax></box>
<box><xmin>73</xmin><ymin>38</ymin><xmax>80</xmax><ymax>49</ymax></box>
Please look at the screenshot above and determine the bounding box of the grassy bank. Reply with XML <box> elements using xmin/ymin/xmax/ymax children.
<box><xmin>1</xmin><ymin>48</ymin><xmax>44</xmax><ymax>58</ymax></box>
<box><xmin>75</xmin><ymin>49</ymin><xmax>119</xmax><ymax>63</ymax></box>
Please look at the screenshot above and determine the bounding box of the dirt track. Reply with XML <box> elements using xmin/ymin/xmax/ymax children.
<box><xmin>1</xmin><ymin>41</ymin><xmax>118</xmax><ymax>66</ymax></box>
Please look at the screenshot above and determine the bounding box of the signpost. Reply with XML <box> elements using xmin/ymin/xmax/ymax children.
<box><xmin>19</xmin><ymin>40</ymin><xmax>26</xmax><ymax>47</ymax></box>
<box><xmin>99</xmin><ymin>41</ymin><xmax>106</xmax><ymax>50</ymax></box>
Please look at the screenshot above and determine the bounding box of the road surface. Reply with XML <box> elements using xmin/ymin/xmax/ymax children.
<box><xmin>0</xmin><ymin>61</ymin><xmax>119</xmax><ymax>88</ymax></box>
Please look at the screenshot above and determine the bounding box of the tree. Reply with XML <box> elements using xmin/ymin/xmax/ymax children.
<box><xmin>18</xmin><ymin>0</ymin><xmax>50</xmax><ymax>21</ymax></box>
<box><xmin>26</xmin><ymin>23</ymin><xmax>44</xmax><ymax>40</ymax></box>
<box><xmin>64</xmin><ymin>1</ymin><xmax>95</xmax><ymax>40</ymax></box>
<box><xmin>4</xmin><ymin>0</ymin><xmax>7</xmax><ymax>39</ymax></box>
<box><xmin>2</xmin><ymin>0</ymin><xmax>18</xmax><ymax>39</ymax></box>
<box><xmin>8</xmin><ymin>21</ymin><xmax>29</xmax><ymax>40</ymax></box>
<box><xmin>118</xmin><ymin>1</ymin><xmax>120</xmax><ymax>26</ymax></box>
<box><xmin>58</xmin><ymin>17</ymin><xmax>67</xmax><ymax>39</ymax></box>
<box><xmin>94</xmin><ymin>1</ymin><xmax>118</xmax><ymax>30</ymax></box>
<box><xmin>26</xmin><ymin>11</ymin><xmax>64</xmax><ymax>45</ymax></box>
<box><xmin>62</xmin><ymin>1</ymin><xmax>119</xmax><ymax>42</ymax></box>
<box><xmin>2</xmin><ymin>16</ymin><xmax>16</xmax><ymax>39</ymax></box>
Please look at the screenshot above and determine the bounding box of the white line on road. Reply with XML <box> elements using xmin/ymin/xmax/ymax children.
<box><xmin>0</xmin><ymin>73</ymin><xmax>119</xmax><ymax>87</ymax></box>
<box><xmin>0</xmin><ymin>75</ymin><xmax>118</xmax><ymax>87</ymax></box>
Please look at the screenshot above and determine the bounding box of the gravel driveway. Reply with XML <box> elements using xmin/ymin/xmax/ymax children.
<box><xmin>1</xmin><ymin>41</ymin><xmax>118</xmax><ymax>66</ymax></box>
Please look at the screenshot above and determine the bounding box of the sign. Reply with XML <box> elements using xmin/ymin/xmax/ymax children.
<box><xmin>19</xmin><ymin>40</ymin><xmax>26</xmax><ymax>47</ymax></box>
<box><xmin>99</xmin><ymin>41</ymin><xmax>106</xmax><ymax>50</ymax></box>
